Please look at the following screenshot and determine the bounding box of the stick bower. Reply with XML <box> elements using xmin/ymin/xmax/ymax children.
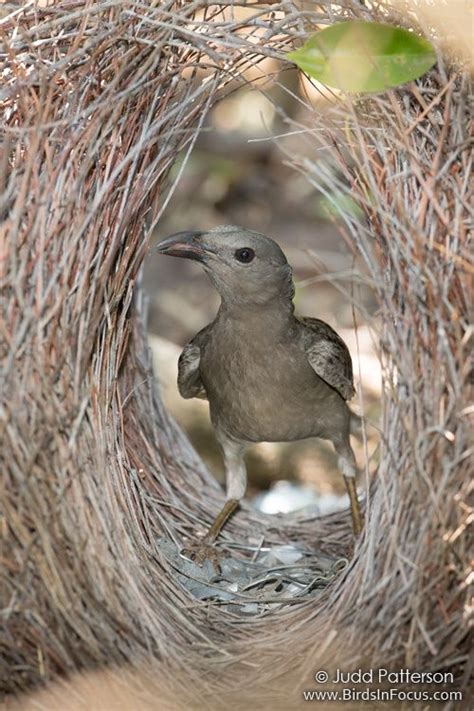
<box><xmin>1</xmin><ymin>2</ymin><xmax>472</xmax><ymax>709</ymax></box>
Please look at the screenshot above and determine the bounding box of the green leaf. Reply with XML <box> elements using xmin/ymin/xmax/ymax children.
<box><xmin>316</xmin><ymin>193</ymin><xmax>364</xmax><ymax>221</ymax></box>
<box><xmin>287</xmin><ymin>21</ymin><xmax>436</xmax><ymax>93</ymax></box>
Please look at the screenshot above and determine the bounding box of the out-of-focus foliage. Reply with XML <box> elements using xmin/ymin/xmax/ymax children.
<box><xmin>316</xmin><ymin>192</ymin><xmax>364</xmax><ymax>221</ymax></box>
<box><xmin>390</xmin><ymin>0</ymin><xmax>473</xmax><ymax>71</ymax></box>
<box><xmin>287</xmin><ymin>21</ymin><xmax>436</xmax><ymax>92</ymax></box>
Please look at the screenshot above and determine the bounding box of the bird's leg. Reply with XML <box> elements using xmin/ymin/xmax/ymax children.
<box><xmin>344</xmin><ymin>475</ymin><xmax>364</xmax><ymax>536</ymax></box>
<box><xmin>335</xmin><ymin>440</ymin><xmax>364</xmax><ymax>537</ymax></box>
<box><xmin>201</xmin><ymin>498</ymin><xmax>239</xmax><ymax>545</ymax></box>
<box><xmin>182</xmin><ymin>434</ymin><xmax>247</xmax><ymax>570</ymax></box>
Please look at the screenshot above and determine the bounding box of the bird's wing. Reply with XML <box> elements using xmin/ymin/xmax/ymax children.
<box><xmin>177</xmin><ymin>325</ymin><xmax>210</xmax><ymax>400</ymax></box>
<box><xmin>298</xmin><ymin>317</ymin><xmax>355</xmax><ymax>400</ymax></box>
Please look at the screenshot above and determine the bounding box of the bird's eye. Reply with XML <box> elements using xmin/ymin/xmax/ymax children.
<box><xmin>234</xmin><ymin>247</ymin><xmax>255</xmax><ymax>263</ymax></box>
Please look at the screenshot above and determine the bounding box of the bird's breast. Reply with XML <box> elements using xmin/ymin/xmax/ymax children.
<box><xmin>199</xmin><ymin>328</ymin><xmax>339</xmax><ymax>443</ymax></box>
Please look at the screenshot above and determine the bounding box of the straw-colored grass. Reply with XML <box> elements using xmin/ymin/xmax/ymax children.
<box><xmin>1</xmin><ymin>2</ymin><xmax>471</xmax><ymax>709</ymax></box>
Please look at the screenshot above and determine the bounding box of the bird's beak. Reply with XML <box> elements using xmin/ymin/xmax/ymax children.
<box><xmin>156</xmin><ymin>230</ymin><xmax>209</xmax><ymax>263</ymax></box>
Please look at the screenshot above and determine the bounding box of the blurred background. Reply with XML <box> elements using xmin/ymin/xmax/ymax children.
<box><xmin>143</xmin><ymin>59</ymin><xmax>381</xmax><ymax>515</ymax></box>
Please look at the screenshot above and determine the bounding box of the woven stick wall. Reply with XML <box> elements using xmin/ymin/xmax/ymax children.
<box><xmin>2</xmin><ymin>1</ymin><xmax>471</xmax><ymax>708</ymax></box>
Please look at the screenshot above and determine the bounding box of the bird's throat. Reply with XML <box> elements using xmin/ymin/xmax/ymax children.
<box><xmin>218</xmin><ymin>296</ymin><xmax>295</xmax><ymax>336</ymax></box>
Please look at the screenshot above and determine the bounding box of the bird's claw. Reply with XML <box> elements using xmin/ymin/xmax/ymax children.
<box><xmin>181</xmin><ymin>540</ymin><xmax>224</xmax><ymax>573</ymax></box>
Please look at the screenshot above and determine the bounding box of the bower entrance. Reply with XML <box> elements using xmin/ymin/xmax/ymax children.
<box><xmin>2</xmin><ymin>2</ymin><xmax>471</xmax><ymax>709</ymax></box>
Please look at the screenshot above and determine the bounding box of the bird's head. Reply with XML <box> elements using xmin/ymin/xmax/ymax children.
<box><xmin>157</xmin><ymin>225</ymin><xmax>294</xmax><ymax>308</ymax></box>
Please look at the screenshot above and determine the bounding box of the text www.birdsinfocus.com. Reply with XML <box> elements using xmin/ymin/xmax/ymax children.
<box><xmin>302</xmin><ymin>669</ymin><xmax>463</xmax><ymax>704</ymax></box>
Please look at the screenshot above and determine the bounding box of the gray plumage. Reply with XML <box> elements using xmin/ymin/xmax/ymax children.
<box><xmin>178</xmin><ymin>314</ymin><xmax>354</xmax><ymax>442</ymax></box>
<box><xmin>157</xmin><ymin>224</ymin><xmax>363</xmax><ymax>561</ymax></box>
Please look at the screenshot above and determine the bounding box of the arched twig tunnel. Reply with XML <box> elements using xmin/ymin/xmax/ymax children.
<box><xmin>2</xmin><ymin>2</ymin><xmax>471</xmax><ymax>708</ymax></box>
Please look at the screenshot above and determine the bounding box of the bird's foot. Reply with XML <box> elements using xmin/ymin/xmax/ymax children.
<box><xmin>181</xmin><ymin>539</ymin><xmax>224</xmax><ymax>573</ymax></box>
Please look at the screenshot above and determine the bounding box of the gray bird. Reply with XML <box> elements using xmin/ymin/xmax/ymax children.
<box><xmin>157</xmin><ymin>225</ymin><xmax>363</xmax><ymax>564</ymax></box>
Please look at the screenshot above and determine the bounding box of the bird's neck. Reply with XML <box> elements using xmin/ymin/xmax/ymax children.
<box><xmin>217</xmin><ymin>295</ymin><xmax>295</xmax><ymax>332</ymax></box>
<box><xmin>216</xmin><ymin>262</ymin><xmax>296</xmax><ymax>324</ymax></box>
